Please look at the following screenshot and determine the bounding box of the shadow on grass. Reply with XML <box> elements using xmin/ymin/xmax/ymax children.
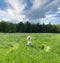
<box><xmin>27</xmin><ymin>45</ymin><xmax>45</xmax><ymax>50</ymax></box>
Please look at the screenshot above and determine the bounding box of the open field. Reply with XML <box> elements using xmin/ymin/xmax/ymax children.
<box><xmin>0</xmin><ymin>33</ymin><xmax>60</xmax><ymax>63</ymax></box>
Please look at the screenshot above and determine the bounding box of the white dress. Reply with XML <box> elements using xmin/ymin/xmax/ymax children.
<box><xmin>27</xmin><ymin>36</ymin><xmax>32</xmax><ymax>46</ymax></box>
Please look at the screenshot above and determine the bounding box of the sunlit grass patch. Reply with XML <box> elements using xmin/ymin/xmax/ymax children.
<box><xmin>0</xmin><ymin>33</ymin><xmax>60</xmax><ymax>63</ymax></box>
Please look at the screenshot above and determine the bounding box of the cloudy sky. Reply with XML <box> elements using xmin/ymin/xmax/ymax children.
<box><xmin>0</xmin><ymin>0</ymin><xmax>60</xmax><ymax>24</ymax></box>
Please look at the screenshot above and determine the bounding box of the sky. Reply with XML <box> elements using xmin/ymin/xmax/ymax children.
<box><xmin>0</xmin><ymin>0</ymin><xmax>60</xmax><ymax>24</ymax></box>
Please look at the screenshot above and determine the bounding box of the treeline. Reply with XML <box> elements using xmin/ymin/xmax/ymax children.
<box><xmin>0</xmin><ymin>21</ymin><xmax>60</xmax><ymax>33</ymax></box>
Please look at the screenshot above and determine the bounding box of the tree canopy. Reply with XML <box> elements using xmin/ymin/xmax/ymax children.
<box><xmin>0</xmin><ymin>21</ymin><xmax>60</xmax><ymax>33</ymax></box>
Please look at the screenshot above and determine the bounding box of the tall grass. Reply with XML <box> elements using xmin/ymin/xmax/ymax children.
<box><xmin>0</xmin><ymin>33</ymin><xmax>60</xmax><ymax>63</ymax></box>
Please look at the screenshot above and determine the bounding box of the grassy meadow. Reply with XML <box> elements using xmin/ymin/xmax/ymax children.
<box><xmin>0</xmin><ymin>33</ymin><xmax>60</xmax><ymax>63</ymax></box>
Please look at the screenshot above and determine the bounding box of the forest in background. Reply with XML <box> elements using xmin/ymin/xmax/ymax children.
<box><xmin>0</xmin><ymin>21</ymin><xmax>60</xmax><ymax>33</ymax></box>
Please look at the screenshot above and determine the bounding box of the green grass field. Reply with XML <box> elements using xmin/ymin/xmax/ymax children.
<box><xmin>0</xmin><ymin>33</ymin><xmax>60</xmax><ymax>63</ymax></box>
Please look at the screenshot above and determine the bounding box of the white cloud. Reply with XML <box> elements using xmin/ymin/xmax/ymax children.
<box><xmin>0</xmin><ymin>9</ymin><xmax>28</xmax><ymax>23</ymax></box>
<box><xmin>58</xmin><ymin>7</ymin><xmax>60</xmax><ymax>10</ymax></box>
<box><xmin>0</xmin><ymin>0</ymin><xmax>60</xmax><ymax>24</ymax></box>
<box><xmin>5</xmin><ymin>0</ymin><xmax>26</xmax><ymax>14</ymax></box>
<box><xmin>31</xmin><ymin>0</ymin><xmax>48</xmax><ymax>10</ymax></box>
<box><xmin>39</xmin><ymin>15</ymin><xmax>55</xmax><ymax>24</ymax></box>
<box><xmin>0</xmin><ymin>0</ymin><xmax>28</xmax><ymax>23</ymax></box>
<box><xmin>57</xmin><ymin>7</ymin><xmax>60</xmax><ymax>13</ymax></box>
<box><xmin>39</xmin><ymin>10</ymin><xmax>60</xmax><ymax>24</ymax></box>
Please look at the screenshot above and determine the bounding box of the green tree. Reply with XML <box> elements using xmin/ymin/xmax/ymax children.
<box><xmin>25</xmin><ymin>21</ymin><xmax>32</xmax><ymax>33</ymax></box>
<box><xmin>17</xmin><ymin>22</ymin><xmax>25</xmax><ymax>32</ymax></box>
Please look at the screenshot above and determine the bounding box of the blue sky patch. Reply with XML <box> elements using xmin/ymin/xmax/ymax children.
<box><xmin>24</xmin><ymin>0</ymin><xmax>33</xmax><ymax>10</ymax></box>
<box><xmin>0</xmin><ymin>0</ymin><xmax>8</xmax><ymax>10</ymax></box>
